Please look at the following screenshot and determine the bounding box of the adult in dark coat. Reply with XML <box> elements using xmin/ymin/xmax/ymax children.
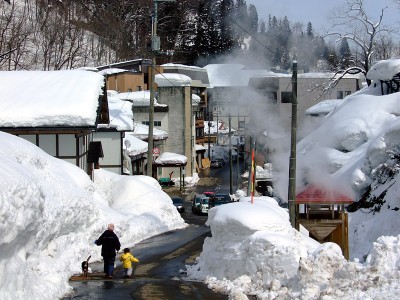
<box><xmin>95</xmin><ymin>223</ymin><xmax>121</xmax><ymax>278</ymax></box>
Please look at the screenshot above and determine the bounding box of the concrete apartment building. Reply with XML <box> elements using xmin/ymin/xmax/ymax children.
<box><xmin>103</xmin><ymin>62</ymin><xmax>209</xmax><ymax>178</ymax></box>
<box><xmin>205</xmin><ymin>64</ymin><xmax>363</xmax><ymax>138</ymax></box>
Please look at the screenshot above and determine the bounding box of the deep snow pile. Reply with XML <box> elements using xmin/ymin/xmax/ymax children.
<box><xmin>0</xmin><ymin>132</ymin><xmax>186</xmax><ymax>300</ymax></box>
<box><xmin>186</xmin><ymin>197</ymin><xmax>400</xmax><ymax>299</ymax></box>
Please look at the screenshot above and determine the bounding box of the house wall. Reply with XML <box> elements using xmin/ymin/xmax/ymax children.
<box><xmin>132</xmin><ymin>109</ymin><xmax>169</xmax><ymax>135</ymax></box>
<box><xmin>208</xmin><ymin>74</ymin><xmax>362</xmax><ymax>161</ymax></box>
<box><xmin>93</xmin><ymin>131</ymin><xmax>123</xmax><ymax>174</ymax></box>
<box><xmin>17</xmin><ymin>132</ymin><xmax>91</xmax><ymax>173</ymax></box>
<box><xmin>209</xmin><ymin>86</ymin><xmax>249</xmax><ymax>133</ymax></box>
<box><xmin>276</xmin><ymin>76</ymin><xmax>361</xmax><ymax>128</ymax></box>
<box><xmin>157</xmin><ymin>86</ymin><xmax>195</xmax><ymax>177</ymax></box>
<box><xmin>107</xmin><ymin>73</ymin><xmax>147</xmax><ymax>92</ymax></box>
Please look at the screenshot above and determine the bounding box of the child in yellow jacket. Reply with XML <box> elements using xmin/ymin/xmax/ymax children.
<box><xmin>120</xmin><ymin>248</ymin><xmax>139</xmax><ymax>278</ymax></box>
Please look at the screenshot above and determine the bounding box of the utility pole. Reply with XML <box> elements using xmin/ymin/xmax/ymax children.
<box><xmin>236</xmin><ymin>138</ymin><xmax>240</xmax><ymax>190</ymax></box>
<box><xmin>247</xmin><ymin>135</ymin><xmax>253</xmax><ymax>196</ymax></box>
<box><xmin>208</xmin><ymin>112</ymin><xmax>211</xmax><ymax>161</ymax></box>
<box><xmin>216</xmin><ymin>110</ymin><xmax>219</xmax><ymax>145</ymax></box>
<box><xmin>288</xmin><ymin>61</ymin><xmax>298</xmax><ymax>229</ymax></box>
<box><xmin>229</xmin><ymin>110</ymin><xmax>233</xmax><ymax>194</ymax></box>
<box><xmin>147</xmin><ymin>0</ymin><xmax>175</xmax><ymax>177</ymax></box>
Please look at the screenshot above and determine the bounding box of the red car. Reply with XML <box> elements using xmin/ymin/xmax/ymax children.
<box><xmin>203</xmin><ymin>191</ymin><xmax>215</xmax><ymax>197</ymax></box>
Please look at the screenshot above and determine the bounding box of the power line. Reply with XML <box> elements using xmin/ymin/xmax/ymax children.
<box><xmin>227</xmin><ymin>15</ymin><xmax>275</xmax><ymax>55</ymax></box>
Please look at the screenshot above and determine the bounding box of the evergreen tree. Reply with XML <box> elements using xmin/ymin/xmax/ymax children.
<box><xmin>248</xmin><ymin>4</ymin><xmax>258</xmax><ymax>33</ymax></box>
<box><xmin>259</xmin><ymin>20</ymin><xmax>266</xmax><ymax>34</ymax></box>
<box><xmin>194</xmin><ymin>0</ymin><xmax>214</xmax><ymax>64</ymax></box>
<box><xmin>219</xmin><ymin>0</ymin><xmax>236</xmax><ymax>54</ymax></box>
<box><xmin>306</xmin><ymin>21</ymin><xmax>313</xmax><ymax>38</ymax></box>
<box><xmin>339</xmin><ymin>37</ymin><xmax>352</xmax><ymax>69</ymax></box>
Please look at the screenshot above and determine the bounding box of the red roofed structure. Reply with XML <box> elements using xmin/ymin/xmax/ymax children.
<box><xmin>296</xmin><ymin>186</ymin><xmax>353</xmax><ymax>204</ymax></box>
<box><xmin>295</xmin><ymin>185</ymin><xmax>353</xmax><ymax>259</ymax></box>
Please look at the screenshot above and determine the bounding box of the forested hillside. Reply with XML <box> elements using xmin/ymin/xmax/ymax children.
<box><xmin>0</xmin><ymin>0</ymin><xmax>393</xmax><ymax>71</ymax></box>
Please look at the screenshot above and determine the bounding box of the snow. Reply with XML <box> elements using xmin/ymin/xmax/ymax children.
<box><xmin>154</xmin><ymin>152</ymin><xmax>187</xmax><ymax>165</ymax></box>
<box><xmin>131</xmin><ymin>122</ymin><xmax>168</xmax><ymax>141</ymax></box>
<box><xmin>3</xmin><ymin>58</ymin><xmax>400</xmax><ymax>299</ymax></box>
<box><xmin>366</xmin><ymin>57</ymin><xmax>400</xmax><ymax>82</ymax></box>
<box><xmin>155</xmin><ymin>73</ymin><xmax>191</xmax><ymax>87</ymax></box>
<box><xmin>98</xmin><ymin>68</ymin><xmax>127</xmax><ymax>76</ymax></box>
<box><xmin>123</xmin><ymin>133</ymin><xmax>148</xmax><ymax>156</ymax></box>
<box><xmin>186</xmin><ymin>58</ymin><xmax>400</xmax><ymax>299</ymax></box>
<box><xmin>97</xmin><ymin>90</ymin><xmax>134</xmax><ymax>131</ymax></box>
<box><xmin>0</xmin><ymin>131</ymin><xmax>185</xmax><ymax>300</ymax></box>
<box><xmin>305</xmin><ymin>99</ymin><xmax>344</xmax><ymax>115</ymax></box>
<box><xmin>114</xmin><ymin>90</ymin><xmax>166</xmax><ymax>107</ymax></box>
<box><xmin>0</xmin><ymin>70</ymin><xmax>104</xmax><ymax>127</ymax></box>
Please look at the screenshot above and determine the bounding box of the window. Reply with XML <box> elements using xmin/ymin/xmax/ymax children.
<box><xmin>142</xmin><ymin>121</ymin><xmax>161</xmax><ymax>126</ymax></box>
<box><xmin>265</xmin><ymin>92</ymin><xmax>278</xmax><ymax>103</ymax></box>
<box><xmin>345</xmin><ymin>91</ymin><xmax>352</xmax><ymax>96</ymax></box>
<box><xmin>281</xmin><ymin>91</ymin><xmax>293</xmax><ymax>103</ymax></box>
<box><xmin>137</xmin><ymin>86</ymin><xmax>142</xmax><ymax>91</ymax></box>
<box><xmin>196</xmin><ymin>128</ymin><xmax>204</xmax><ymax>138</ymax></box>
<box><xmin>337</xmin><ymin>91</ymin><xmax>344</xmax><ymax>99</ymax></box>
<box><xmin>239</xmin><ymin>121</ymin><xmax>245</xmax><ymax>129</ymax></box>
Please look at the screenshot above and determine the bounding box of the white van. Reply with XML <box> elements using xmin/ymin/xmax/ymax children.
<box><xmin>192</xmin><ymin>194</ymin><xmax>210</xmax><ymax>214</ymax></box>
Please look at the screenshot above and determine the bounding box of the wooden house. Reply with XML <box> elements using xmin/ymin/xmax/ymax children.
<box><xmin>0</xmin><ymin>70</ymin><xmax>109</xmax><ymax>179</ymax></box>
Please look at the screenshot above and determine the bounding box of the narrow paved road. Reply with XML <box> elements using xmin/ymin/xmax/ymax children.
<box><xmin>64</xmin><ymin>164</ymin><xmax>242</xmax><ymax>299</ymax></box>
<box><xmin>65</xmin><ymin>225</ymin><xmax>226</xmax><ymax>299</ymax></box>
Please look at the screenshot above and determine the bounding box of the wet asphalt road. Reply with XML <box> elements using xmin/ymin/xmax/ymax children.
<box><xmin>64</xmin><ymin>163</ymin><xmax>243</xmax><ymax>299</ymax></box>
<box><xmin>65</xmin><ymin>225</ymin><xmax>227</xmax><ymax>300</ymax></box>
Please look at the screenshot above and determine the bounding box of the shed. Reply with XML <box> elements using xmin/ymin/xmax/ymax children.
<box><xmin>296</xmin><ymin>185</ymin><xmax>353</xmax><ymax>259</ymax></box>
<box><xmin>153</xmin><ymin>152</ymin><xmax>187</xmax><ymax>190</ymax></box>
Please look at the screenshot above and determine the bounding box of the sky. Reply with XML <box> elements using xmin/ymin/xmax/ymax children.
<box><xmin>247</xmin><ymin>0</ymin><xmax>399</xmax><ymax>33</ymax></box>
<box><xmin>1</xmin><ymin>59</ymin><xmax>400</xmax><ymax>299</ymax></box>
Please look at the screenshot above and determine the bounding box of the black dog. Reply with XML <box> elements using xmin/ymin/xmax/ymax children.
<box><xmin>81</xmin><ymin>255</ymin><xmax>91</xmax><ymax>277</ymax></box>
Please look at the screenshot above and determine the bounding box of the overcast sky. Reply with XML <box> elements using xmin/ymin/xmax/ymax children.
<box><xmin>247</xmin><ymin>0</ymin><xmax>399</xmax><ymax>33</ymax></box>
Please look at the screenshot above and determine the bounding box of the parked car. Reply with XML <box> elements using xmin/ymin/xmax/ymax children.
<box><xmin>210</xmin><ymin>160</ymin><xmax>223</xmax><ymax>168</ymax></box>
<box><xmin>216</xmin><ymin>158</ymin><xmax>225</xmax><ymax>166</ymax></box>
<box><xmin>192</xmin><ymin>194</ymin><xmax>210</xmax><ymax>214</ymax></box>
<box><xmin>209</xmin><ymin>194</ymin><xmax>233</xmax><ymax>208</ymax></box>
<box><xmin>203</xmin><ymin>191</ymin><xmax>215</xmax><ymax>198</ymax></box>
<box><xmin>172</xmin><ymin>197</ymin><xmax>185</xmax><ymax>213</ymax></box>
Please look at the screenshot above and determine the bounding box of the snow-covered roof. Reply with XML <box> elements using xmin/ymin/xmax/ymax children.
<box><xmin>123</xmin><ymin>132</ymin><xmax>148</xmax><ymax>156</ymax></box>
<box><xmin>154</xmin><ymin>152</ymin><xmax>187</xmax><ymax>165</ymax></box>
<box><xmin>195</xmin><ymin>144</ymin><xmax>206</xmax><ymax>151</ymax></box>
<box><xmin>132</xmin><ymin>122</ymin><xmax>168</xmax><ymax>140</ymax></box>
<box><xmin>366</xmin><ymin>57</ymin><xmax>400</xmax><ymax>81</ymax></box>
<box><xmin>155</xmin><ymin>73</ymin><xmax>191</xmax><ymax>87</ymax></box>
<box><xmin>98</xmin><ymin>68</ymin><xmax>128</xmax><ymax>76</ymax></box>
<box><xmin>0</xmin><ymin>70</ymin><xmax>105</xmax><ymax>127</ymax></box>
<box><xmin>162</xmin><ymin>63</ymin><xmax>203</xmax><ymax>70</ymax></box>
<box><xmin>204</xmin><ymin>64</ymin><xmax>361</xmax><ymax>88</ymax></box>
<box><xmin>98</xmin><ymin>91</ymin><xmax>134</xmax><ymax>131</ymax></box>
<box><xmin>305</xmin><ymin>99</ymin><xmax>344</xmax><ymax>115</ymax></box>
<box><xmin>112</xmin><ymin>90</ymin><xmax>166</xmax><ymax>107</ymax></box>
<box><xmin>192</xmin><ymin>94</ymin><xmax>201</xmax><ymax>105</ymax></box>
<box><xmin>204</xmin><ymin>64</ymin><xmax>247</xmax><ymax>87</ymax></box>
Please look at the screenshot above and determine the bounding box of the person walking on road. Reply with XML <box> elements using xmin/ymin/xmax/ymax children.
<box><xmin>95</xmin><ymin>223</ymin><xmax>121</xmax><ymax>278</ymax></box>
<box><xmin>120</xmin><ymin>248</ymin><xmax>139</xmax><ymax>278</ymax></box>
